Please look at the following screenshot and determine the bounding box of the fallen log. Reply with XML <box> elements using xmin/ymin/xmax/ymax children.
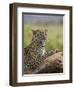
<box><xmin>33</xmin><ymin>51</ymin><xmax>63</xmax><ymax>74</ymax></box>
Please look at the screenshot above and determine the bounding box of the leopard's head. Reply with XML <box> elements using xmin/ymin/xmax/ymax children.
<box><xmin>32</xmin><ymin>29</ymin><xmax>47</xmax><ymax>47</ymax></box>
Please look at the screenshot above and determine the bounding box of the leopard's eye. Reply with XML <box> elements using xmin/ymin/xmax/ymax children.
<box><xmin>36</xmin><ymin>33</ymin><xmax>39</xmax><ymax>37</ymax></box>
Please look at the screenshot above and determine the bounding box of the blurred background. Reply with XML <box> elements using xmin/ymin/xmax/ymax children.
<box><xmin>23</xmin><ymin>14</ymin><xmax>63</xmax><ymax>51</ymax></box>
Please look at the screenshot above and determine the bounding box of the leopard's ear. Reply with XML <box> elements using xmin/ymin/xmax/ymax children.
<box><xmin>32</xmin><ymin>29</ymin><xmax>36</xmax><ymax>35</ymax></box>
<box><xmin>45</xmin><ymin>29</ymin><xmax>48</xmax><ymax>35</ymax></box>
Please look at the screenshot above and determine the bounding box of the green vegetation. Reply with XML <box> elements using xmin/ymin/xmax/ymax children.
<box><xmin>24</xmin><ymin>24</ymin><xmax>63</xmax><ymax>51</ymax></box>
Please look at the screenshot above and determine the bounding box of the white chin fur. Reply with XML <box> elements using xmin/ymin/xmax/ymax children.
<box><xmin>42</xmin><ymin>47</ymin><xmax>46</xmax><ymax>56</ymax></box>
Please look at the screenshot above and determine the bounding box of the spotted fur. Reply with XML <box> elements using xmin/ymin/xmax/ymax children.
<box><xmin>24</xmin><ymin>29</ymin><xmax>47</xmax><ymax>74</ymax></box>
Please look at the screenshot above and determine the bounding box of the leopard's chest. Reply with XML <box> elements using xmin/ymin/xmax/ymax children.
<box><xmin>37</xmin><ymin>47</ymin><xmax>46</xmax><ymax>56</ymax></box>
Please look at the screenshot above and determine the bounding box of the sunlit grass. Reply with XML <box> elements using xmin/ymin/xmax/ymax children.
<box><xmin>24</xmin><ymin>24</ymin><xmax>63</xmax><ymax>51</ymax></box>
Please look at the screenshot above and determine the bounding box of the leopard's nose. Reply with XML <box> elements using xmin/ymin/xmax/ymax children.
<box><xmin>40</xmin><ymin>41</ymin><xmax>43</xmax><ymax>44</ymax></box>
<box><xmin>40</xmin><ymin>41</ymin><xmax>45</xmax><ymax>46</ymax></box>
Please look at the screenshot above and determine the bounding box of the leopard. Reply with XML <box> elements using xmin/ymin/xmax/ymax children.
<box><xmin>24</xmin><ymin>29</ymin><xmax>48</xmax><ymax>74</ymax></box>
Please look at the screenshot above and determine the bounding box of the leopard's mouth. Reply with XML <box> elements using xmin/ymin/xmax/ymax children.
<box><xmin>42</xmin><ymin>45</ymin><xmax>45</xmax><ymax>47</ymax></box>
